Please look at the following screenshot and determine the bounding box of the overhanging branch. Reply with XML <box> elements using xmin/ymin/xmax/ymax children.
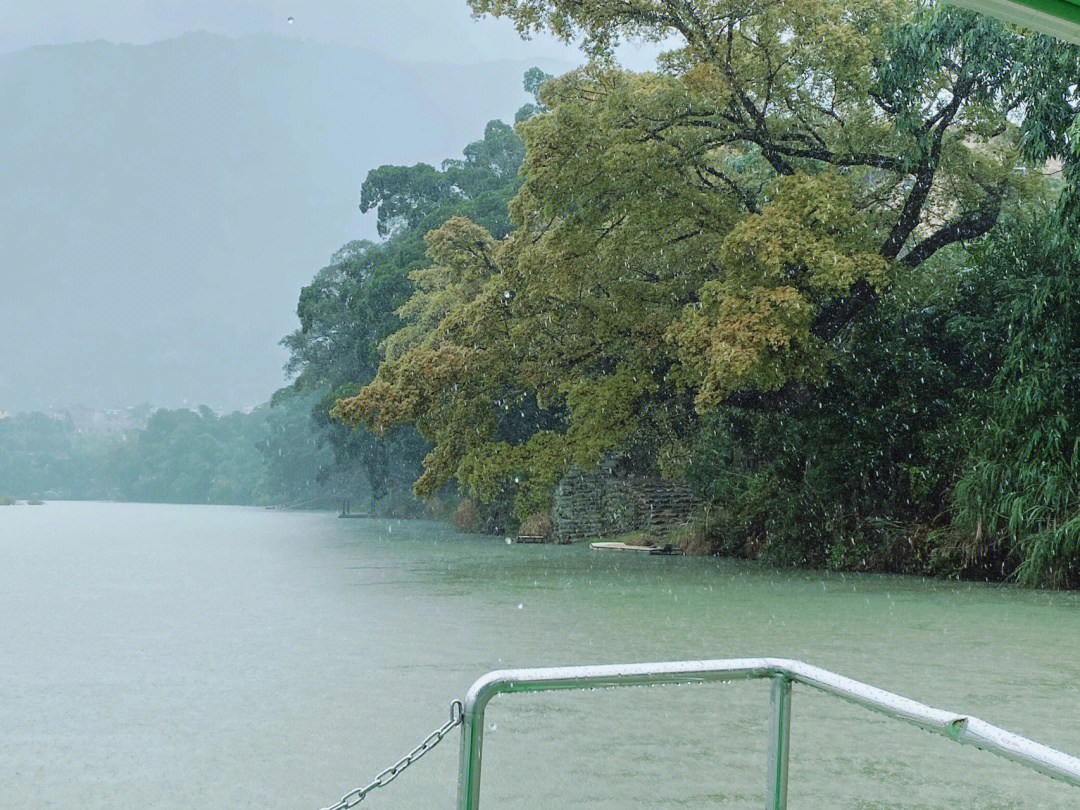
<box><xmin>898</xmin><ymin>199</ymin><xmax>1003</xmax><ymax>267</ymax></box>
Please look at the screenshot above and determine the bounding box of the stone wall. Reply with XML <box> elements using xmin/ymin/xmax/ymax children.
<box><xmin>550</xmin><ymin>470</ymin><xmax>606</xmax><ymax>542</ymax></box>
<box><xmin>551</xmin><ymin>469</ymin><xmax>700</xmax><ymax>542</ymax></box>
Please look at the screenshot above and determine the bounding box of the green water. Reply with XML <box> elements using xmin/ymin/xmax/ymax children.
<box><xmin>1</xmin><ymin>502</ymin><xmax>1078</xmax><ymax>809</ymax></box>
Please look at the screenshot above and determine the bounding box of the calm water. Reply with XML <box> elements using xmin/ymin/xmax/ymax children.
<box><xmin>2</xmin><ymin>502</ymin><xmax>1079</xmax><ymax>809</ymax></box>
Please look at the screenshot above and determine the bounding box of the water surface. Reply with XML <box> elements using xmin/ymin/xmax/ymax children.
<box><xmin>2</xmin><ymin>502</ymin><xmax>1078</xmax><ymax>809</ymax></box>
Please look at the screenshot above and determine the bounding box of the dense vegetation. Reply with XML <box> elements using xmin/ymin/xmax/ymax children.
<box><xmin>0</xmin><ymin>412</ymin><xmax>108</xmax><ymax>500</ymax></box>
<box><xmin>276</xmin><ymin>73</ymin><xmax>554</xmax><ymax>527</ymax></box>
<box><xmin>325</xmin><ymin>1</ymin><xmax>1080</xmax><ymax>586</ymax></box>
<box><xmin>0</xmin><ymin>395</ymin><xmax>365</xmax><ymax>508</ymax></box>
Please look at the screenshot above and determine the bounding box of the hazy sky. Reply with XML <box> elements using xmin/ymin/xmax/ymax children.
<box><xmin>1</xmin><ymin>1</ymin><xmax>667</xmax><ymax>413</ymax></box>
<box><xmin>0</xmin><ymin>0</ymin><xmax>664</xmax><ymax>68</ymax></box>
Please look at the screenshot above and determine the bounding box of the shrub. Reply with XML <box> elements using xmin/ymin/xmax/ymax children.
<box><xmin>518</xmin><ymin>510</ymin><xmax>552</xmax><ymax>539</ymax></box>
<box><xmin>683</xmin><ymin>244</ymin><xmax>993</xmax><ymax>574</ymax></box>
<box><xmin>669</xmin><ymin>510</ymin><xmax>721</xmax><ymax>555</ymax></box>
<box><xmin>952</xmin><ymin>219</ymin><xmax>1080</xmax><ymax>587</ymax></box>
<box><xmin>452</xmin><ymin>498</ymin><xmax>480</xmax><ymax>532</ymax></box>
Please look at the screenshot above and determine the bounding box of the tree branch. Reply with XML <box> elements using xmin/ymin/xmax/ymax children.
<box><xmin>810</xmin><ymin>278</ymin><xmax>878</xmax><ymax>342</ymax></box>
<box><xmin>898</xmin><ymin>198</ymin><xmax>1003</xmax><ymax>267</ymax></box>
<box><xmin>698</xmin><ymin>166</ymin><xmax>759</xmax><ymax>213</ymax></box>
<box><xmin>879</xmin><ymin>77</ymin><xmax>973</xmax><ymax>260</ymax></box>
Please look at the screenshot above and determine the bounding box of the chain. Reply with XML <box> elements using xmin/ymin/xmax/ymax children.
<box><xmin>319</xmin><ymin>700</ymin><xmax>464</xmax><ymax>810</ymax></box>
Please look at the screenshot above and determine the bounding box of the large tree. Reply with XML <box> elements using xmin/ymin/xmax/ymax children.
<box><xmin>283</xmin><ymin>107</ymin><xmax>542</xmax><ymax>511</ymax></box>
<box><xmin>339</xmin><ymin>0</ymin><xmax>1080</xmax><ymax>518</ymax></box>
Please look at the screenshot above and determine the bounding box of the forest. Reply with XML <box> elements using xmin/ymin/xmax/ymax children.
<box><xmin>7</xmin><ymin>0</ymin><xmax>1080</xmax><ymax>587</ymax></box>
<box><xmin>330</xmin><ymin>0</ymin><xmax>1080</xmax><ymax>588</ymax></box>
<box><xmin>0</xmin><ymin>395</ymin><xmax>387</xmax><ymax>509</ymax></box>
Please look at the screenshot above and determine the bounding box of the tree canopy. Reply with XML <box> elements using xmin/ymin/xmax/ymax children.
<box><xmin>338</xmin><ymin>0</ymin><xmax>1080</xmax><ymax>523</ymax></box>
<box><xmin>281</xmin><ymin>79</ymin><xmax>551</xmax><ymax>517</ymax></box>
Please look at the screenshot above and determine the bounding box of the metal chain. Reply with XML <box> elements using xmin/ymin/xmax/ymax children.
<box><xmin>319</xmin><ymin>699</ymin><xmax>464</xmax><ymax>810</ymax></box>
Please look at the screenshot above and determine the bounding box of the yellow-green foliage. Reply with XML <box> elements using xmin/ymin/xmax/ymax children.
<box><xmin>338</xmin><ymin>0</ymin><xmax>1069</xmax><ymax>520</ymax></box>
<box><xmin>668</xmin><ymin>172</ymin><xmax>890</xmax><ymax>409</ymax></box>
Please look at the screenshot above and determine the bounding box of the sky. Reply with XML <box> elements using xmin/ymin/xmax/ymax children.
<box><xmin>0</xmin><ymin>0</ymin><xmax>665</xmax><ymax>69</ymax></box>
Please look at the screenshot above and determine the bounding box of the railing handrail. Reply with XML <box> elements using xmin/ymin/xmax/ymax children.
<box><xmin>457</xmin><ymin>657</ymin><xmax>1080</xmax><ymax>810</ymax></box>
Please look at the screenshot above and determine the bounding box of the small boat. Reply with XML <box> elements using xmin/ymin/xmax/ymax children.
<box><xmin>590</xmin><ymin>541</ymin><xmax>678</xmax><ymax>555</ymax></box>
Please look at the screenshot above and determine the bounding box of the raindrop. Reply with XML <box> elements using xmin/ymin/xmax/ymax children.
<box><xmin>287</xmin><ymin>16</ymin><xmax>295</xmax><ymax>24</ymax></box>
<box><xmin>517</xmin><ymin>603</ymin><xmax>524</xmax><ymax>610</ymax></box>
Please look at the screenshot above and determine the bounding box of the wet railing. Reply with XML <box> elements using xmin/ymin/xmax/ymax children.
<box><xmin>457</xmin><ymin>657</ymin><xmax>1080</xmax><ymax>810</ymax></box>
<box><xmin>954</xmin><ymin>0</ymin><xmax>1080</xmax><ymax>46</ymax></box>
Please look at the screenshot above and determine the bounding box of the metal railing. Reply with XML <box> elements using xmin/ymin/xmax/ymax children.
<box><xmin>456</xmin><ymin>657</ymin><xmax>1080</xmax><ymax>810</ymax></box>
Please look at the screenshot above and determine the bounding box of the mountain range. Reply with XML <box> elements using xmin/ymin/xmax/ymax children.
<box><xmin>0</xmin><ymin>32</ymin><xmax>565</xmax><ymax>412</ymax></box>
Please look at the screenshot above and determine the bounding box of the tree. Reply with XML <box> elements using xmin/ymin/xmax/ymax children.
<box><xmin>358</xmin><ymin>119</ymin><xmax>531</xmax><ymax>237</ymax></box>
<box><xmin>0</xmin><ymin>413</ymin><xmax>108</xmax><ymax>499</ymax></box>
<box><xmin>284</xmin><ymin>101</ymin><xmax>542</xmax><ymax>514</ymax></box>
<box><xmin>340</xmin><ymin>0</ymin><xmax>1078</xmax><ymax>519</ymax></box>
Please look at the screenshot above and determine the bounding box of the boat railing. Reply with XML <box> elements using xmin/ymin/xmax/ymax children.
<box><xmin>457</xmin><ymin>657</ymin><xmax>1080</xmax><ymax>810</ymax></box>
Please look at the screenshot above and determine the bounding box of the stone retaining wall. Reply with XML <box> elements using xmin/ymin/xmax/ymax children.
<box><xmin>551</xmin><ymin>469</ymin><xmax>700</xmax><ymax>542</ymax></box>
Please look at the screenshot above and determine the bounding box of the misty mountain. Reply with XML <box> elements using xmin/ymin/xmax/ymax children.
<box><xmin>0</xmin><ymin>32</ymin><xmax>565</xmax><ymax>413</ymax></box>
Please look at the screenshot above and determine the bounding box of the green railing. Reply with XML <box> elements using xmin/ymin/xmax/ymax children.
<box><xmin>457</xmin><ymin>658</ymin><xmax>1080</xmax><ymax>810</ymax></box>
<box><xmin>955</xmin><ymin>0</ymin><xmax>1080</xmax><ymax>42</ymax></box>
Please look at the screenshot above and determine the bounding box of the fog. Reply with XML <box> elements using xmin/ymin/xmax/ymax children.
<box><xmin>0</xmin><ymin>3</ymin><xmax>659</xmax><ymax>414</ymax></box>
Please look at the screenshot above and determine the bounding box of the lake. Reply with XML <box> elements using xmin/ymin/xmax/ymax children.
<box><xmin>2</xmin><ymin>502</ymin><xmax>1079</xmax><ymax>809</ymax></box>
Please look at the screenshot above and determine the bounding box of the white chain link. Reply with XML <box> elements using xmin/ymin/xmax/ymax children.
<box><xmin>319</xmin><ymin>700</ymin><xmax>464</xmax><ymax>810</ymax></box>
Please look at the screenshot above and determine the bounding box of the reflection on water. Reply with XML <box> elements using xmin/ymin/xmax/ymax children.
<box><xmin>1</xmin><ymin>502</ymin><xmax>1078</xmax><ymax>809</ymax></box>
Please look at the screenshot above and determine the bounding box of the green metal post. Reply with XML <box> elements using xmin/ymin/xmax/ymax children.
<box><xmin>954</xmin><ymin>0</ymin><xmax>1080</xmax><ymax>44</ymax></box>
<box><xmin>766</xmin><ymin>674</ymin><xmax>792</xmax><ymax>810</ymax></box>
<box><xmin>457</xmin><ymin>702</ymin><xmax>485</xmax><ymax>810</ymax></box>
